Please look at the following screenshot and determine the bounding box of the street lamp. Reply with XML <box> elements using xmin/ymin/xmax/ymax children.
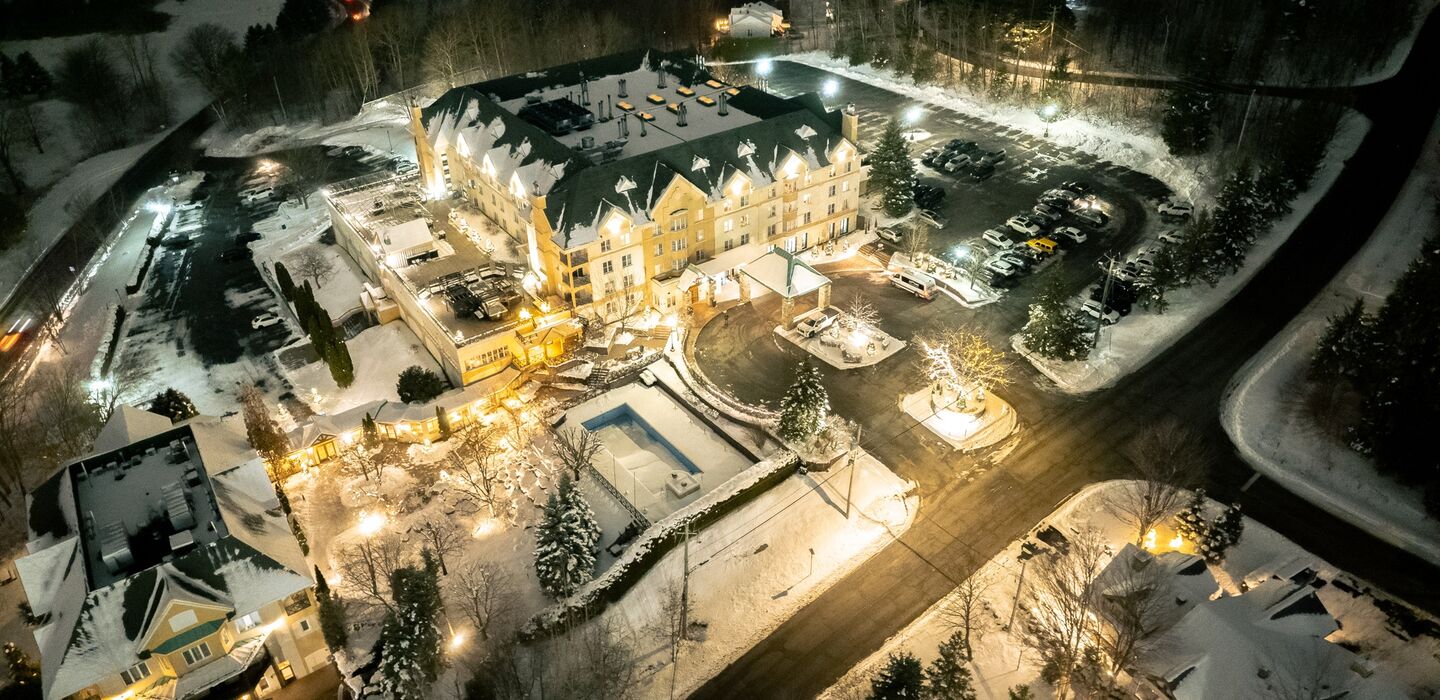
<box><xmin>756</xmin><ymin>58</ymin><xmax>772</xmax><ymax>91</ymax></box>
<box><xmin>1038</xmin><ymin>102</ymin><xmax>1061</xmax><ymax>137</ymax></box>
<box><xmin>903</xmin><ymin>105</ymin><xmax>924</xmax><ymax>125</ymax></box>
<box><xmin>822</xmin><ymin>78</ymin><xmax>839</xmax><ymax>99</ymax></box>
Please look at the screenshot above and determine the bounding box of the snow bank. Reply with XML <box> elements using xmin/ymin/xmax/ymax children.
<box><xmin>1221</xmin><ymin>113</ymin><xmax>1440</xmax><ymax>566</ymax></box>
<box><xmin>201</xmin><ymin>101</ymin><xmax>414</xmax><ymax>160</ymax></box>
<box><xmin>779</xmin><ymin>52</ymin><xmax>1210</xmax><ymax>202</ymax></box>
<box><xmin>1018</xmin><ymin>110</ymin><xmax>1370</xmax><ymax>394</ymax></box>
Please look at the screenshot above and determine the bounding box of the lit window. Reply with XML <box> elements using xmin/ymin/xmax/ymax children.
<box><xmin>601</xmin><ymin>260</ymin><xmax>614</xmax><ymax>275</ymax></box>
<box><xmin>121</xmin><ymin>662</ymin><xmax>151</xmax><ymax>686</ymax></box>
<box><xmin>235</xmin><ymin>611</ymin><xmax>262</xmax><ymax>633</ymax></box>
<box><xmin>600</xmin><ymin>240</ymin><xmax>612</xmax><ymax>253</ymax></box>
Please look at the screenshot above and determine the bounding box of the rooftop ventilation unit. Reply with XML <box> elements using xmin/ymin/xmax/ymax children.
<box><xmin>517</xmin><ymin>98</ymin><xmax>595</xmax><ymax>136</ymax></box>
<box><xmin>677</xmin><ymin>102</ymin><xmax>688</xmax><ymax>127</ymax></box>
<box><xmin>98</xmin><ymin>521</ymin><xmax>134</xmax><ymax>574</ymax></box>
<box><xmin>163</xmin><ymin>482</ymin><xmax>195</xmax><ymax>532</ymax></box>
<box><xmin>719</xmin><ymin>93</ymin><xmax>730</xmax><ymax>116</ymax></box>
<box><xmin>618</xmin><ymin>78</ymin><xmax>628</xmax><ymax>98</ymax></box>
<box><xmin>168</xmin><ymin>530</ymin><xmax>195</xmax><ymax>553</ymax></box>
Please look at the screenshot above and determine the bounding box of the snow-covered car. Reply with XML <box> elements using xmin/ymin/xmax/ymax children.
<box><xmin>984</xmin><ymin>258</ymin><xmax>1021</xmax><ymax>278</ymax></box>
<box><xmin>1081</xmin><ymin>300</ymin><xmax>1121</xmax><ymax>326</ymax></box>
<box><xmin>919</xmin><ymin>209</ymin><xmax>947</xmax><ymax>229</ymax></box>
<box><xmin>877</xmin><ymin>226</ymin><xmax>904</xmax><ymax>243</ymax></box>
<box><xmin>1157</xmin><ymin>199</ymin><xmax>1194</xmax><ymax>218</ymax></box>
<box><xmin>1030</xmin><ymin>204</ymin><xmax>1064</xmax><ymax>223</ymax></box>
<box><xmin>980</xmin><ymin>149</ymin><xmax>1007</xmax><ymax>164</ymax></box>
<box><xmin>943</xmin><ymin>155</ymin><xmax>971</xmax><ymax>172</ymax></box>
<box><xmin>243</xmin><ymin>187</ymin><xmax>274</xmax><ymax>203</ymax></box>
<box><xmin>1073</xmin><ymin>209</ymin><xmax>1109</xmax><ymax>228</ymax></box>
<box><xmin>1043</xmin><ymin>188</ymin><xmax>1079</xmax><ymax>202</ymax></box>
<box><xmin>795</xmin><ymin>307</ymin><xmax>841</xmax><ymax>338</ymax></box>
<box><xmin>251</xmin><ymin>312</ymin><xmax>282</xmax><ymax>330</ymax></box>
<box><xmin>981</xmin><ymin>228</ymin><xmax>1014</xmax><ymax>248</ymax></box>
<box><xmin>1059</xmin><ymin>180</ymin><xmax>1092</xmax><ymax>195</ymax></box>
<box><xmin>1006</xmin><ymin>216</ymin><xmax>1042</xmax><ymax>236</ymax></box>
<box><xmin>1157</xmin><ymin>228</ymin><xmax>1186</xmax><ymax>245</ymax></box>
<box><xmin>996</xmin><ymin>251</ymin><xmax>1033</xmax><ymax>270</ymax></box>
<box><xmin>1052</xmin><ymin>226</ymin><xmax>1087</xmax><ymax>245</ymax></box>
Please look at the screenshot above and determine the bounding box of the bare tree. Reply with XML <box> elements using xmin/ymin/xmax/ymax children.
<box><xmin>291</xmin><ymin>247</ymin><xmax>336</xmax><ymax>289</ymax></box>
<box><xmin>1091</xmin><ymin>551</ymin><xmax>1169</xmax><ymax>688</ymax></box>
<box><xmin>843</xmin><ymin>292</ymin><xmax>880</xmax><ymax>332</ymax></box>
<box><xmin>915</xmin><ymin>325</ymin><xmax>1011</xmax><ymax>413</ymax></box>
<box><xmin>0</xmin><ymin>381</ymin><xmax>35</xmax><ymax>507</ymax></box>
<box><xmin>340</xmin><ymin>441</ymin><xmax>384</xmax><ymax>484</ymax></box>
<box><xmin>1104</xmin><ymin>419</ymin><xmax>1210</xmax><ymax>545</ymax></box>
<box><xmin>169</xmin><ymin>22</ymin><xmax>242</xmax><ymax>120</ymax></box>
<box><xmin>903</xmin><ymin>221</ymin><xmax>930</xmax><ymax>259</ymax></box>
<box><xmin>415</xmin><ymin>519</ymin><xmax>463</xmax><ymax>575</ymax></box>
<box><xmin>335</xmin><ymin>533</ymin><xmax>410</xmax><ymax>610</ymax></box>
<box><xmin>557</xmin><ymin>618</ymin><xmax>638</xmax><ymax>700</ymax></box>
<box><xmin>938</xmin><ymin>567</ymin><xmax>992</xmax><ymax>659</ymax></box>
<box><xmin>553</xmin><ymin>426</ymin><xmax>602</xmax><ymax>481</ymax></box>
<box><xmin>1020</xmin><ymin>528</ymin><xmax>1108</xmax><ymax>700</ymax></box>
<box><xmin>0</xmin><ymin>105</ymin><xmax>27</xmax><ymax>194</ymax></box>
<box><xmin>29</xmin><ymin>362</ymin><xmax>103</xmax><ymax>464</ymax></box>
<box><xmin>444</xmin><ymin>425</ymin><xmax>512</xmax><ymax>518</ymax></box>
<box><xmin>280</xmin><ymin>148</ymin><xmax>332</xmax><ymax>208</ymax></box>
<box><xmin>451</xmin><ymin>562</ymin><xmax>517</xmax><ymax>642</ymax></box>
<box><xmin>422</xmin><ymin>23</ymin><xmax>468</xmax><ymax>90</ymax></box>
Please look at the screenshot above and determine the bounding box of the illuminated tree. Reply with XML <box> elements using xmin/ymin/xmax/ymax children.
<box><xmin>915</xmin><ymin>326</ymin><xmax>1010</xmax><ymax>413</ymax></box>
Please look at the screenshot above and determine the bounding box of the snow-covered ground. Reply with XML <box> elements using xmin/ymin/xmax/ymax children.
<box><xmin>0</xmin><ymin>0</ymin><xmax>287</xmax><ymax>310</ymax></box>
<box><xmin>250</xmin><ymin>199</ymin><xmax>367</xmax><ymax>318</ymax></box>
<box><xmin>582</xmin><ymin>451</ymin><xmax>916</xmax><ymax>699</ymax></box>
<box><xmin>200</xmin><ymin>100</ymin><xmax>415</xmax><ymax>162</ymax></box>
<box><xmin>1221</xmin><ymin>113</ymin><xmax>1440</xmax><ymax>567</ymax></box>
<box><xmin>1356</xmin><ymin>0</ymin><xmax>1440</xmax><ymax>85</ymax></box>
<box><xmin>1017</xmin><ymin>111</ymin><xmax>1370</xmax><ymax>394</ymax></box>
<box><xmin>779</xmin><ymin>53</ymin><xmax>1211</xmax><ymax>202</ymax></box>
<box><xmin>287</xmin><ymin>323</ymin><xmax>444</xmax><ymax>416</ymax></box>
<box><xmin>821</xmin><ymin>481</ymin><xmax>1440</xmax><ymax>699</ymax></box>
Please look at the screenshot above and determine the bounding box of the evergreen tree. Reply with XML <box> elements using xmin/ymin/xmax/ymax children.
<box><xmin>924</xmin><ymin>632</ymin><xmax>976</xmax><ymax>700</ymax></box>
<box><xmin>869</xmin><ymin>119</ymin><xmax>917</xmax><ymax>218</ymax></box>
<box><xmin>275</xmin><ymin>261</ymin><xmax>296</xmax><ymax>300</ymax></box>
<box><xmin>362</xmin><ymin>413</ymin><xmax>380</xmax><ymax>446</ymax></box>
<box><xmin>314</xmin><ymin>565</ymin><xmax>350</xmax><ymax>650</ymax></box>
<box><xmin>435</xmin><ymin>405</ymin><xmax>452</xmax><ymax>439</ymax></box>
<box><xmin>396</xmin><ymin>366</ymin><xmax>446</xmax><ymax>403</ymax></box>
<box><xmin>13</xmin><ymin>52</ymin><xmax>51</xmax><ymax>97</ymax></box>
<box><xmin>1173</xmin><ymin>489</ymin><xmax>1210</xmax><ymax>553</ymax></box>
<box><xmin>1253</xmin><ymin>163</ymin><xmax>1297</xmax><ymax>221</ymax></box>
<box><xmin>377</xmin><ymin>551</ymin><xmax>444</xmax><ymax>699</ymax></box>
<box><xmin>1160</xmin><ymin>85</ymin><xmax>1215</xmax><ymax>156</ymax></box>
<box><xmin>1041</xmin><ymin>52</ymin><xmax>1072</xmax><ymax>107</ymax></box>
<box><xmin>0</xmin><ymin>54</ymin><xmax>16</xmax><ymax>98</ymax></box>
<box><xmin>533</xmin><ymin>476</ymin><xmax>600</xmax><ymax>597</ymax></box>
<box><xmin>1007</xmin><ymin>686</ymin><xmax>1034</xmax><ymax>700</ymax></box>
<box><xmin>276</xmin><ymin>0</ymin><xmax>335</xmax><ymax>38</ymax></box>
<box><xmin>1135</xmin><ymin>247</ymin><xmax>1182</xmax><ymax>314</ymax></box>
<box><xmin>1020</xmin><ymin>279</ymin><xmax>1091</xmax><ymax>361</ymax></box>
<box><xmin>1309</xmin><ymin>299</ymin><xmax>1372</xmax><ymax>381</ymax></box>
<box><xmin>870</xmin><ymin>652</ymin><xmax>923</xmax><ymax>700</ymax></box>
<box><xmin>1173</xmin><ymin>211</ymin><xmax>1220</xmax><ymax>286</ymax></box>
<box><xmin>778</xmin><ymin>362</ymin><xmax>830</xmax><ymax>443</ymax></box>
<box><xmin>240</xmin><ymin>383</ymin><xmax>290</xmax><ymax>470</ymax></box>
<box><xmin>147</xmin><ymin>387</ymin><xmax>198</xmax><ymax>423</ymax></box>
<box><xmin>1210</xmin><ymin>165</ymin><xmax>1265</xmax><ymax>275</ymax></box>
<box><xmin>1208</xmin><ymin>503</ymin><xmax>1245</xmax><ymax>561</ymax></box>
<box><xmin>329</xmin><ymin>338</ymin><xmax>354</xmax><ymax>388</ymax></box>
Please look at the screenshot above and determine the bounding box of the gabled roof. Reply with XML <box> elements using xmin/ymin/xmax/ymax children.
<box><xmin>94</xmin><ymin>405</ymin><xmax>173</xmax><ymax>454</ymax></box>
<box><xmin>741</xmin><ymin>247</ymin><xmax>830</xmax><ymax>298</ymax></box>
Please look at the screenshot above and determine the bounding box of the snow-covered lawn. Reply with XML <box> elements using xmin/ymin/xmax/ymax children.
<box><xmin>776</xmin><ymin>320</ymin><xmax>907</xmax><ymax>370</ymax></box>
<box><xmin>779</xmin><ymin>52</ymin><xmax>1210</xmax><ymax>202</ymax></box>
<box><xmin>822</xmin><ymin>480</ymin><xmax>1440</xmax><ymax>699</ymax></box>
<box><xmin>286</xmin><ymin>322</ymin><xmax>444</xmax><ymax>416</ymax></box>
<box><xmin>201</xmin><ymin>100</ymin><xmax>415</xmax><ymax>162</ymax></box>
<box><xmin>250</xmin><ymin>199</ymin><xmax>367</xmax><ymax>317</ymax></box>
<box><xmin>579</xmin><ymin>451</ymin><xmax>916</xmax><ymax>699</ymax></box>
<box><xmin>1221</xmin><ymin>113</ymin><xmax>1440</xmax><ymax>567</ymax></box>
<box><xmin>1016</xmin><ymin>111</ymin><xmax>1370</xmax><ymax>394</ymax></box>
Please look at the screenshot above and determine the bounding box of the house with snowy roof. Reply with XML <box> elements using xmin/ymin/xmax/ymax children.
<box><xmin>1092</xmin><ymin>545</ymin><xmax>1405</xmax><ymax>699</ymax></box>
<box><xmin>405</xmin><ymin>48</ymin><xmax>861</xmax><ymax>321</ymax></box>
<box><xmin>725</xmin><ymin>2</ymin><xmax>788</xmax><ymax>38</ymax></box>
<box><xmin>16</xmin><ymin>406</ymin><xmax>330</xmax><ymax>700</ymax></box>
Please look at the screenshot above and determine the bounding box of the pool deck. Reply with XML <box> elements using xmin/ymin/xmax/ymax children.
<box><xmin>567</xmin><ymin>382</ymin><xmax>754</xmax><ymax>522</ymax></box>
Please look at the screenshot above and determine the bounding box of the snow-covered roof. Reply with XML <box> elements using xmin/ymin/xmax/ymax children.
<box><xmin>93</xmin><ymin>404</ymin><xmax>173</xmax><ymax>454</ymax></box>
<box><xmin>740</xmin><ymin>247</ymin><xmax>830</xmax><ymax>298</ymax></box>
<box><xmin>16</xmin><ymin>409</ymin><xmax>313</xmax><ymax>700</ymax></box>
<box><xmin>1093</xmin><ymin>543</ymin><xmax>1218</xmax><ymax>632</ymax></box>
<box><xmin>379</xmin><ymin>218</ymin><xmax>435</xmax><ymax>256</ymax></box>
<box><xmin>1139</xmin><ymin>578</ymin><xmax>1406</xmax><ymax>700</ymax></box>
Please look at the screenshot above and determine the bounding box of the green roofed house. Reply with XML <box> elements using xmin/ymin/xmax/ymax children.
<box><xmin>15</xmin><ymin>406</ymin><xmax>330</xmax><ymax>700</ymax></box>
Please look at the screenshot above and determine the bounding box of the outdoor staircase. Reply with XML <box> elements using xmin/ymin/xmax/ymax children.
<box><xmin>586</xmin><ymin>365</ymin><xmax>612</xmax><ymax>387</ymax></box>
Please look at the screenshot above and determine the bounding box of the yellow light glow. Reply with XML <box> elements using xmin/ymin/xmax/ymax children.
<box><xmin>357</xmin><ymin>511</ymin><xmax>386</xmax><ymax>537</ymax></box>
<box><xmin>537</xmin><ymin>300</ymin><xmax>551</xmax><ymax>313</ymax></box>
<box><xmin>519</xmin><ymin>308</ymin><xmax>532</xmax><ymax>321</ymax></box>
<box><xmin>1169</xmin><ymin>534</ymin><xmax>1185</xmax><ymax>549</ymax></box>
<box><xmin>450</xmin><ymin>633</ymin><xmax>467</xmax><ymax>650</ymax></box>
<box><xmin>1143</xmin><ymin>528</ymin><xmax>1158</xmax><ymax>551</ymax></box>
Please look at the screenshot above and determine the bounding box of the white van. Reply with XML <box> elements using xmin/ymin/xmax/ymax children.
<box><xmin>891</xmin><ymin>267</ymin><xmax>937</xmax><ymax>300</ymax></box>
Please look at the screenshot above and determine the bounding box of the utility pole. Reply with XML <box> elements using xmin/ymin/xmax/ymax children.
<box><xmin>671</xmin><ymin>519</ymin><xmax>692</xmax><ymax>700</ymax></box>
<box><xmin>1006</xmin><ymin>555</ymin><xmax>1029</xmax><ymax>632</ymax></box>
<box><xmin>1093</xmin><ymin>256</ymin><xmax>1116</xmax><ymax>347</ymax></box>
<box><xmin>1237</xmin><ymin>88</ymin><xmax>1257</xmax><ymax>149</ymax></box>
<box><xmin>845</xmin><ymin>423</ymin><xmax>862</xmax><ymax>519</ymax></box>
<box><xmin>273</xmin><ymin>75</ymin><xmax>289</xmax><ymax>123</ymax></box>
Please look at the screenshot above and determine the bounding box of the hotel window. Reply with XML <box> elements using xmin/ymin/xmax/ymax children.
<box><xmin>670</xmin><ymin>217</ymin><xmax>687</xmax><ymax>231</ymax></box>
<box><xmin>803</xmin><ymin>212</ymin><xmax>812</xmax><ymax>224</ymax></box>
<box><xmin>671</xmin><ymin>239</ymin><xmax>688</xmax><ymax>252</ymax></box>
<box><xmin>623</xmin><ymin>274</ymin><xmax>635</xmax><ymax>288</ymax></box>
<box><xmin>655</xmin><ymin>243</ymin><xmax>663</xmax><ymax>257</ymax></box>
<box><xmin>829</xmin><ymin>166</ymin><xmax>837</xmax><ymax>177</ymax></box>
<box><xmin>827</xmin><ymin>203</ymin><xmax>836</xmax><ymax>216</ymax></box>
<box><xmin>235</xmin><ymin>611</ymin><xmax>262</xmax><ymax>633</ymax></box>
<box><xmin>602</xmin><ymin>260</ymin><xmax>614</xmax><ymax>274</ymax></box>
<box><xmin>182</xmin><ymin>642</ymin><xmax>213</xmax><ymax>666</ymax></box>
<box><xmin>621</xmin><ymin>253</ymin><xmax>633</xmax><ymax>268</ymax></box>
<box><xmin>767</xmin><ymin>223</ymin><xmax>778</xmax><ymax>237</ymax></box>
<box><xmin>723</xmin><ymin>218</ymin><xmax>734</xmax><ymax>233</ymax></box>
<box><xmin>600</xmin><ymin>239</ymin><xmax>612</xmax><ymax>253</ymax></box>
<box><xmin>802</xmin><ymin>194</ymin><xmax>811</xmax><ymax>205</ymax></box>
<box><xmin>724</xmin><ymin>239</ymin><xmax>735</xmax><ymax>252</ymax></box>
<box><xmin>842</xmin><ymin>181</ymin><xmax>850</xmax><ymax>192</ymax></box>
<box><xmin>121</xmin><ymin>662</ymin><xmax>151</xmax><ymax>686</ymax></box>
<box><xmin>740</xmin><ymin>194</ymin><xmax>750</xmax><ymax>206</ymax></box>
<box><xmin>739</xmin><ymin>214</ymin><xmax>750</xmax><ymax>227</ymax></box>
<box><xmin>299</xmin><ymin>618</ymin><xmax>314</xmax><ymax>634</ymax></box>
<box><xmin>828</xmin><ymin>184</ymin><xmax>837</xmax><ymax>197</ymax></box>
<box><xmin>842</xmin><ymin>217</ymin><xmax>851</xmax><ymax>233</ymax></box>
<box><xmin>846</xmin><ymin>161</ymin><xmax>854</xmax><ymax>172</ymax></box>
<box><xmin>740</xmin><ymin>232</ymin><xmax>751</xmax><ymax>245</ymax></box>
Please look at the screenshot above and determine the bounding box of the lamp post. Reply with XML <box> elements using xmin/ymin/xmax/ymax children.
<box><xmin>822</xmin><ymin>78</ymin><xmax>839</xmax><ymax>101</ymax></box>
<box><xmin>1038</xmin><ymin>102</ymin><xmax>1061</xmax><ymax>137</ymax></box>
<box><xmin>756</xmin><ymin>58</ymin><xmax>772</xmax><ymax>92</ymax></box>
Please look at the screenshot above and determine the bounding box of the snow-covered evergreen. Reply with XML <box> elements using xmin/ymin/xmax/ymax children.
<box><xmin>1021</xmin><ymin>281</ymin><xmax>1091</xmax><ymax>361</ymax></box>
<box><xmin>868</xmin><ymin>119</ymin><xmax>917</xmax><ymax>218</ymax></box>
<box><xmin>375</xmin><ymin>552</ymin><xmax>444</xmax><ymax>699</ymax></box>
<box><xmin>533</xmin><ymin>475</ymin><xmax>601</xmax><ymax>598</ymax></box>
<box><xmin>778</xmin><ymin>362</ymin><xmax>830</xmax><ymax>443</ymax></box>
<box><xmin>924</xmin><ymin>632</ymin><xmax>977</xmax><ymax>700</ymax></box>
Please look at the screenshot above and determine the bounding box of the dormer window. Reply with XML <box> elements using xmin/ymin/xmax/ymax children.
<box><xmin>121</xmin><ymin>661</ymin><xmax>151</xmax><ymax>686</ymax></box>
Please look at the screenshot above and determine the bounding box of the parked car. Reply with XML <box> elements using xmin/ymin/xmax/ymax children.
<box><xmin>1081</xmin><ymin>300</ymin><xmax>1121</xmax><ymax>326</ymax></box>
<box><xmin>1038</xmin><ymin>194</ymin><xmax>1073</xmax><ymax>210</ymax></box>
<box><xmin>969</xmin><ymin>163</ymin><xmax>996</xmax><ymax>181</ymax></box>
<box><xmin>996</xmin><ymin>251</ymin><xmax>1033</xmax><ymax>270</ymax></box>
<box><xmin>1157</xmin><ymin>228</ymin><xmax>1186</xmax><ymax>245</ymax></box>
<box><xmin>919</xmin><ymin>209</ymin><xmax>947</xmax><ymax>229</ymax></box>
<box><xmin>1052</xmin><ymin>226</ymin><xmax>1087</xmax><ymax>245</ymax></box>
<box><xmin>943</xmin><ymin>155</ymin><xmax>971</xmax><ymax>173</ymax></box>
<box><xmin>1157</xmin><ymin>198</ymin><xmax>1194</xmax><ymax>218</ymax></box>
<box><xmin>1073</xmin><ymin>209</ymin><xmax>1109</xmax><ymax>228</ymax></box>
<box><xmin>913</xmin><ymin>184</ymin><xmax>945</xmax><ymax>210</ymax></box>
<box><xmin>980</xmin><ymin>149</ymin><xmax>1007</xmax><ymax>164</ymax></box>
<box><xmin>947</xmin><ymin>139</ymin><xmax>979</xmax><ymax>153</ymax></box>
<box><xmin>795</xmin><ymin>307</ymin><xmax>841</xmax><ymax>338</ymax></box>
<box><xmin>1026</xmin><ymin>238</ymin><xmax>1059</xmax><ymax>256</ymax></box>
<box><xmin>219</xmin><ymin>247</ymin><xmax>249</xmax><ymax>263</ymax></box>
<box><xmin>244</xmin><ymin>187</ymin><xmax>274</xmax><ymax>203</ymax></box>
<box><xmin>877</xmin><ymin>226</ymin><xmax>904</xmax><ymax>244</ymax></box>
<box><xmin>1007</xmin><ymin>216</ymin><xmax>1042</xmax><ymax>236</ymax></box>
<box><xmin>251</xmin><ymin>312</ymin><xmax>282</xmax><ymax>330</ymax></box>
<box><xmin>235</xmin><ymin>230</ymin><xmax>262</xmax><ymax>244</ymax></box>
<box><xmin>1030</xmin><ymin>204</ymin><xmax>1064</xmax><ymax>223</ymax></box>
<box><xmin>920</xmin><ymin>147</ymin><xmax>941</xmax><ymax>161</ymax></box>
<box><xmin>981</xmin><ymin>228</ymin><xmax>1014</xmax><ymax>248</ymax></box>
<box><xmin>1059</xmin><ymin>180</ymin><xmax>1092</xmax><ymax>195</ymax></box>
<box><xmin>342</xmin><ymin>145</ymin><xmax>366</xmax><ymax>157</ymax></box>
<box><xmin>160</xmin><ymin>235</ymin><xmax>192</xmax><ymax>249</ymax></box>
<box><xmin>984</xmin><ymin>258</ymin><xmax>1021</xmax><ymax>278</ymax></box>
<box><xmin>1043</xmin><ymin>188</ymin><xmax>1079</xmax><ymax>202</ymax></box>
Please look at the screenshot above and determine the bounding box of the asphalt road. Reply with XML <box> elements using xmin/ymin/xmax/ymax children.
<box><xmin>691</xmin><ymin>9</ymin><xmax>1440</xmax><ymax>699</ymax></box>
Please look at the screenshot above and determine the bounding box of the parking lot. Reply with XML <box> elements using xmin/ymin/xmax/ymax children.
<box><xmin>758</xmin><ymin>61</ymin><xmax>1180</xmax><ymax>335</ymax></box>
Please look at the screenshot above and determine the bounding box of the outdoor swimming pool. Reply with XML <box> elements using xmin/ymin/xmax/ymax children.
<box><xmin>582</xmin><ymin>404</ymin><xmax>701</xmax><ymax>475</ymax></box>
